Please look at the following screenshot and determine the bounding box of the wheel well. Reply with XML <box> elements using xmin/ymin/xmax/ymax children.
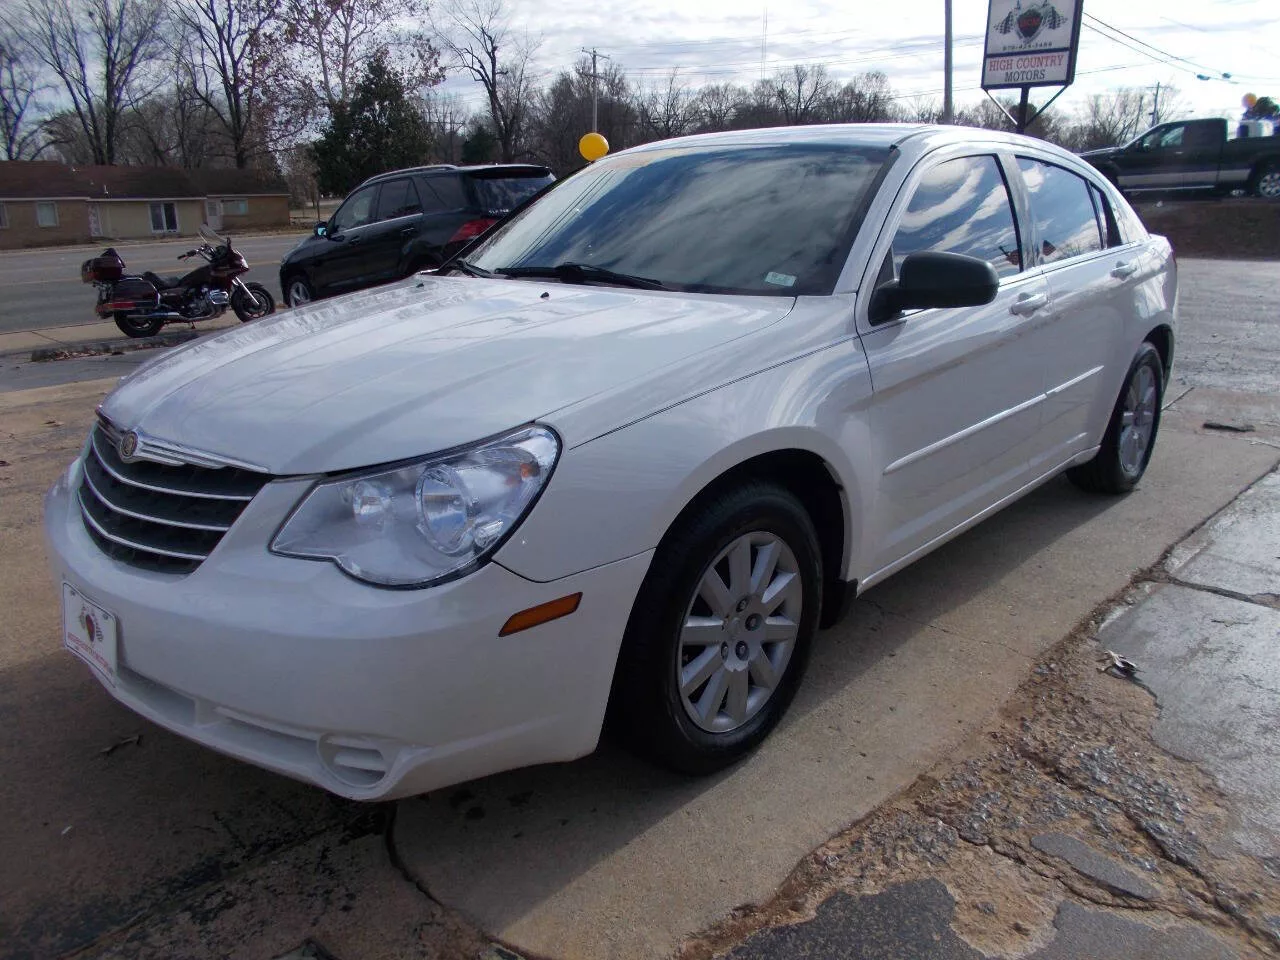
<box><xmin>1144</xmin><ymin>324</ymin><xmax>1174</xmax><ymax>383</ymax></box>
<box><xmin>666</xmin><ymin>449</ymin><xmax>850</xmax><ymax>628</ymax></box>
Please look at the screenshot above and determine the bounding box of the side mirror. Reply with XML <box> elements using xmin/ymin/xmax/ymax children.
<box><xmin>870</xmin><ymin>251</ymin><xmax>999</xmax><ymax>325</ymax></box>
<box><xmin>314</xmin><ymin>221</ymin><xmax>328</xmax><ymax>238</ymax></box>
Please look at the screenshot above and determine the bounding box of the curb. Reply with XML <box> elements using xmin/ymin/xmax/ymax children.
<box><xmin>26</xmin><ymin>331</ymin><xmax>202</xmax><ymax>363</ymax></box>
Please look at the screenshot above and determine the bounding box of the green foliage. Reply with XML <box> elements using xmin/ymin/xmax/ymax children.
<box><xmin>311</xmin><ymin>53</ymin><xmax>432</xmax><ymax>194</ymax></box>
<box><xmin>460</xmin><ymin>124</ymin><xmax>497</xmax><ymax>165</ymax></box>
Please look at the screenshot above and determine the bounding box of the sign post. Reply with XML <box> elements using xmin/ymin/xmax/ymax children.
<box><xmin>981</xmin><ymin>0</ymin><xmax>1084</xmax><ymax>133</ymax></box>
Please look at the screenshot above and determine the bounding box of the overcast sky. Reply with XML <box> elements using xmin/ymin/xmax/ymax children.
<box><xmin>436</xmin><ymin>0</ymin><xmax>1279</xmax><ymax>124</ymax></box>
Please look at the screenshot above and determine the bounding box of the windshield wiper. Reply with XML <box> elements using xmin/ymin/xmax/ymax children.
<box><xmin>497</xmin><ymin>262</ymin><xmax>671</xmax><ymax>290</ymax></box>
<box><xmin>441</xmin><ymin>259</ymin><xmax>497</xmax><ymax>279</ymax></box>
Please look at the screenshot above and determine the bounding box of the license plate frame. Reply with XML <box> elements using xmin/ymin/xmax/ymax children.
<box><xmin>62</xmin><ymin>582</ymin><xmax>118</xmax><ymax>685</ymax></box>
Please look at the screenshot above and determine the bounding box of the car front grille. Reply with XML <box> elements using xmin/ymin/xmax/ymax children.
<box><xmin>77</xmin><ymin>421</ymin><xmax>272</xmax><ymax>574</ymax></box>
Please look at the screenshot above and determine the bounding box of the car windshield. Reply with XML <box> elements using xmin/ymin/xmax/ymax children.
<box><xmin>466</xmin><ymin>142</ymin><xmax>891</xmax><ymax>296</ymax></box>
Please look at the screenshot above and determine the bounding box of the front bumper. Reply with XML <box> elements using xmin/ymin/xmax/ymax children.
<box><xmin>44</xmin><ymin>459</ymin><xmax>651</xmax><ymax>800</ymax></box>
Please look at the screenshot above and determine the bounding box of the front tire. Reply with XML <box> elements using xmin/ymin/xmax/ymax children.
<box><xmin>1068</xmin><ymin>342</ymin><xmax>1164</xmax><ymax>494</ymax></box>
<box><xmin>608</xmin><ymin>481</ymin><xmax>822</xmax><ymax>774</ymax></box>
<box><xmin>113</xmin><ymin>312</ymin><xmax>164</xmax><ymax>339</ymax></box>
<box><xmin>232</xmin><ymin>282</ymin><xmax>275</xmax><ymax>322</ymax></box>
<box><xmin>1251</xmin><ymin>162</ymin><xmax>1280</xmax><ymax>199</ymax></box>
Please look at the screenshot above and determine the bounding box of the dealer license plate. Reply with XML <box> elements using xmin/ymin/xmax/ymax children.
<box><xmin>63</xmin><ymin>583</ymin><xmax>118</xmax><ymax>684</ymax></box>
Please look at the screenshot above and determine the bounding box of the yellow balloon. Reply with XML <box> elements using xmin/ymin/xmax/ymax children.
<box><xmin>1244</xmin><ymin>92</ymin><xmax>1258</xmax><ymax>109</ymax></box>
<box><xmin>579</xmin><ymin>132</ymin><xmax>609</xmax><ymax>162</ymax></box>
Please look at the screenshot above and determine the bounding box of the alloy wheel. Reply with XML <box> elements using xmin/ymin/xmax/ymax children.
<box><xmin>1119</xmin><ymin>362</ymin><xmax>1158</xmax><ymax>477</ymax></box>
<box><xmin>1259</xmin><ymin>169</ymin><xmax>1280</xmax><ymax>200</ymax></box>
<box><xmin>288</xmin><ymin>279</ymin><xmax>312</xmax><ymax>306</ymax></box>
<box><xmin>676</xmin><ymin>531</ymin><xmax>802</xmax><ymax>734</ymax></box>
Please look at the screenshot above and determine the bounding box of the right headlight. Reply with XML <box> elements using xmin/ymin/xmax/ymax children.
<box><xmin>270</xmin><ymin>425</ymin><xmax>559</xmax><ymax>588</ymax></box>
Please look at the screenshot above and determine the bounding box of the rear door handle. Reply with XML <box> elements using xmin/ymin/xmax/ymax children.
<box><xmin>1010</xmin><ymin>292</ymin><xmax>1048</xmax><ymax>316</ymax></box>
<box><xmin>400</xmin><ymin>226</ymin><xmax>417</xmax><ymax>236</ymax></box>
<box><xmin>1111</xmin><ymin>259</ymin><xmax>1138</xmax><ymax>279</ymax></box>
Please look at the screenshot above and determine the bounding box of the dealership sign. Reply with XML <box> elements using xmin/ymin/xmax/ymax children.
<box><xmin>982</xmin><ymin>0</ymin><xmax>1083</xmax><ymax>90</ymax></box>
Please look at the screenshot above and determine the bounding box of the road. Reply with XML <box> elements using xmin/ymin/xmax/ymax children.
<box><xmin>0</xmin><ymin>234</ymin><xmax>305</xmax><ymax>335</ymax></box>
<box><xmin>0</xmin><ymin>260</ymin><xmax>1278</xmax><ymax>960</ymax></box>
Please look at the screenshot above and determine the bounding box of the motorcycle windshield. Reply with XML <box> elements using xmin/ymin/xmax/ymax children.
<box><xmin>200</xmin><ymin>224</ymin><xmax>229</xmax><ymax>247</ymax></box>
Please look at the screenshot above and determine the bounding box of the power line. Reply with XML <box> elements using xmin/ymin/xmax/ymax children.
<box><xmin>1083</xmin><ymin>13</ymin><xmax>1230</xmax><ymax>80</ymax></box>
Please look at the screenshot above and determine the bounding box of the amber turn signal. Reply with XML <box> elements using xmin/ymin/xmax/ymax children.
<box><xmin>499</xmin><ymin>593</ymin><xmax>583</xmax><ymax>637</ymax></box>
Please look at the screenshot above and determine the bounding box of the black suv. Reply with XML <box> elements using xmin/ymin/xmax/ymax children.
<box><xmin>279</xmin><ymin>164</ymin><xmax>555</xmax><ymax>306</ymax></box>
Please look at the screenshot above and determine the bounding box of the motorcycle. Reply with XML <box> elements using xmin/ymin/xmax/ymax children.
<box><xmin>82</xmin><ymin>225</ymin><xmax>276</xmax><ymax>339</ymax></box>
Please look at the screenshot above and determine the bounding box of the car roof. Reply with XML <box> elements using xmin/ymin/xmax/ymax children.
<box><xmin>616</xmin><ymin>122</ymin><xmax>1085</xmax><ymax>166</ymax></box>
<box><xmin>358</xmin><ymin>163</ymin><xmax>552</xmax><ymax>188</ymax></box>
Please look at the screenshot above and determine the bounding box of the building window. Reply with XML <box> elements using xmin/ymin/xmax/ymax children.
<box><xmin>36</xmin><ymin>201</ymin><xmax>58</xmax><ymax>227</ymax></box>
<box><xmin>149</xmin><ymin>201</ymin><xmax>178</xmax><ymax>233</ymax></box>
<box><xmin>223</xmin><ymin>198</ymin><xmax>249</xmax><ymax>216</ymax></box>
<box><xmin>0</xmin><ymin>202</ymin><xmax>8</xmax><ymax>228</ymax></box>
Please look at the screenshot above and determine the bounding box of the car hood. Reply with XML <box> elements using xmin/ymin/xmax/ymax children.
<box><xmin>100</xmin><ymin>276</ymin><xmax>795</xmax><ymax>474</ymax></box>
<box><xmin>1079</xmin><ymin>146</ymin><xmax>1121</xmax><ymax>160</ymax></box>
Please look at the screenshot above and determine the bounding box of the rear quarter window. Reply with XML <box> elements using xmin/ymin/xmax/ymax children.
<box><xmin>467</xmin><ymin>174</ymin><xmax>555</xmax><ymax>215</ymax></box>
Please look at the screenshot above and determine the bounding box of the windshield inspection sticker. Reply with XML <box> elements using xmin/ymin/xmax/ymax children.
<box><xmin>764</xmin><ymin>272</ymin><xmax>797</xmax><ymax>288</ymax></box>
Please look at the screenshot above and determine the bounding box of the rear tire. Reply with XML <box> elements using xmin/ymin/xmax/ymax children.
<box><xmin>113</xmin><ymin>313</ymin><xmax>164</xmax><ymax>339</ymax></box>
<box><xmin>607</xmin><ymin>480</ymin><xmax>822</xmax><ymax>775</ymax></box>
<box><xmin>1068</xmin><ymin>342</ymin><xmax>1164</xmax><ymax>494</ymax></box>
<box><xmin>284</xmin><ymin>275</ymin><xmax>314</xmax><ymax>307</ymax></box>
<box><xmin>232</xmin><ymin>282</ymin><xmax>275</xmax><ymax>322</ymax></box>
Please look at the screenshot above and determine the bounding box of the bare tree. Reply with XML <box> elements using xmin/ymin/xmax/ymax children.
<box><xmin>637</xmin><ymin>69</ymin><xmax>697</xmax><ymax>140</ymax></box>
<box><xmin>693</xmin><ymin>82</ymin><xmax>743</xmax><ymax>132</ymax></box>
<box><xmin>435</xmin><ymin>0</ymin><xmax>538</xmax><ymax>162</ymax></box>
<box><xmin>771</xmin><ymin>64</ymin><xmax>833</xmax><ymax>125</ymax></box>
<box><xmin>20</xmin><ymin>0</ymin><xmax>167</xmax><ymax>165</ymax></box>
<box><xmin>0</xmin><ymin>22</ymin><xmax>49</xmax><ymax>159</ymax></box>
<box><xmin>827</xmin><ymin>71</ymin><xmax>893</xmax><ymax>123</ymax></box>
<box><xmin>174</xmin><ymin>0</ymin><xmax>284</xmax><ymax>168</ymax></box>
<box><xmin>282</xmin><ymin>0</ymin><xmax>440</xmax><ymax>113</ymax></box>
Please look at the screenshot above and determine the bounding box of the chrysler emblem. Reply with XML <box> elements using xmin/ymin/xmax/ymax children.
<box><xmin>118</xmin><ymin>431</ymin><xmax>139</xmax><ymax>461</ymax></box>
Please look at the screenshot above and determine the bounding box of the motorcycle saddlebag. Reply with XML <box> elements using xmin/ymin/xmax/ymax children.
<box><xmin>81</xmin><ymin>249</ymin><xmax>125</xmax><ymax>284</ymax></box>
<box><xmin>105</xmin><ymin>276</ymin><xmax>159</xmax><ymax>309</ymax></box>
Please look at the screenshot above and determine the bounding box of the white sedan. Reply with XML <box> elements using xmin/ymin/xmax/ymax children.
<box><xmin>45</xmin><ymin>125</ymin><xmax>1175</xmax><ymax>800</ymax></box>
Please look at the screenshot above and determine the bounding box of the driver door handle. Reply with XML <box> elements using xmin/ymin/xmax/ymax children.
<box><xmin>348</xmin><ymin>235</ymin><xmax>364</xmax><ymax>245</ymax></box>
<box><xmin>1111</xmin><ymin>259</ymin><xmax>1138</xmax><ymax>279</ymax></box>
<box><xmin>400</xmin><ymin>226</ymin><xmax>417</xmax><ymax>236</ymax></box>
<box><xmin>1010</xmin><ymin>292</ymin><xmax>1048</xmax><ymax>316</ymax></box>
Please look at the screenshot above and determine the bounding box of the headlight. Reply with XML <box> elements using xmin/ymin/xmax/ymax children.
<box><xmin>270</xmin><ymin>425</ymin><xmax>559</xmax><ymax>587</ymax></box>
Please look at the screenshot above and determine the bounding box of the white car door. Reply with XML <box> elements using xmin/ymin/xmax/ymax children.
<box><xmin>1013</xmin><ymin>156</ymin><xmax>1130</xmax><ymax>471</ymax></box>
<box><xmin>855</xmin><ymin>149</ymin><xmax>1049</xmax><ymax>586</ymax></box>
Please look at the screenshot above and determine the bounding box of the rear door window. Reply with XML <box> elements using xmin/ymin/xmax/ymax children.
<box><xmin>421</xmin><ymin>175</ymin><xmax>467</xmax><ymax>210</ymax></box>
<box><xmin>1016</xmin><ymin>159</ymin><xmax>1104</xmax><ymax>264</ymax></box>
<box><xmin>375</xmin><ymin>179</ymin><xmax>422</xmax><ymax>221</ymax></box>
<box><xmin>466</xmin><ymin>172</ymin><xmax>555</xmax><ymax>215</ymax></box>
<box><xmin>891</xmin><ymin>154</ymin><xmax>1022</xmax><ymax>278</ymax></box>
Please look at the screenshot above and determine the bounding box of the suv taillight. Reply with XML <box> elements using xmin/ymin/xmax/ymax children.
<box><xmin>449</xmin><ymin>218</ymin><xmax>497</xmax><ymax>244</ymax></box>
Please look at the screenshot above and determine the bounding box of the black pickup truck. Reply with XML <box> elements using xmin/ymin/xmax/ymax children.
<box><xmin>1080</xmin><ymin>117</ymin><xmax>1280</xmax><ymax>199</ymax></box>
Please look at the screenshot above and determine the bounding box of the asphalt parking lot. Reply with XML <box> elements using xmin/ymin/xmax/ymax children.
<box><xmin>0</xmin><ymin>259</ymin><xmax>1278</xmax><ymax>959</ymax></box>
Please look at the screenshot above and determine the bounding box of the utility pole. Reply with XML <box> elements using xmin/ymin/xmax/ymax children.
<box><xmin>761</xmin><ymin>6</ymin><xmax>768</xmax><ymax>82</ymax></box>
<box><xmin>943</xmin><ymin>0</ymin><xmax>953</xmax><ymax>123</ymax></box>
<box><xmin>581</xmin><ymin>47</ymin><xmax>610</xmax><ymax>132</ymax></box>
<box><xmin>1149</xmin><ymin>81</ymin><xmax>1162</xmax><ymax>126</ymax></box>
